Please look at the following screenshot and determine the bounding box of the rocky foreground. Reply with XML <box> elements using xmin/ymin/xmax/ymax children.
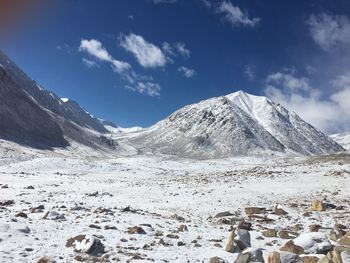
<box><xmin>0</xmin><ymin>155</ymin><xmax>349</xmax><ymax>262</ymax></box>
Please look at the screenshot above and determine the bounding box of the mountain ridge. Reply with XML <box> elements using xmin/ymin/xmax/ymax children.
<box><xmin>127</xmin><ymin>90</ymin><xmax>344</xmax><ymax>158</ymax></box>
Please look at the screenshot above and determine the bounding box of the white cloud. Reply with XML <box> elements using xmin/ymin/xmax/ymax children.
<box><xmin>79</xmin><ymin>39</ymin><xmax>113</xmax><ymax>62</ymax></box>
<box><xmin>200</xmin><ymin>0</ymin><xmax>212</xmax><ymax>8</ymax></box>
<box><xmin>178</xmin><ymin>66</ymin><xmax>196</xmax><ymax>78</ymax></box>
<box><xmin>162</xmin><ymin>42</ymin><xmax>191</xmax><ymax>59</ymax></box>
<box><xmin>307</xmin><ymin>13</ymin><xmax>350</xmax><ymax>51</ymax></box>
<box><xmin>216</xmin><ymin>1</ymin><xmax>261</xmax><ymax>27</ymax></box>
<box><xmin>264</xmin><ymin>71</ymin><xmax>350</xmax><ymax>133</ymax></box>
<box><xmin>126</xmin><ymin>82</ymin><xmax>161</xmax><ymax>97</ymax></box>
<box><xmin>79</xmin><ymin>39</ymin><xmax>160</xmax><ymax>97</ymax></box>
<box><xmin>82</xmin><ymin>58</ymin><xmax>99</xmax><ymax>68</ymax></box>
<box><xmin>79</xmin><ymin>39</ymin><xmax>130</xmax><ymax>73</ymax></box>
<box><xmin>120</xmin><ymin>33</ymin><xmax>167</xmax><ymax>68</ymax></box>
<box><xmin>244</xmin><ymin>65</ymin><xmax>255</xmax><ymax>81</ymax></box>
<box><xmin>174</xmin><ymin>43</ymin><xmax>191</xmax><ymax>58</ymax></box>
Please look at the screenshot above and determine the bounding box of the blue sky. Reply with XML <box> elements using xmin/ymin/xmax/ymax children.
<box><xmin>2</xmin><ymin>0</ymin><xmax>350</xmax><ymax>133</ymax></box>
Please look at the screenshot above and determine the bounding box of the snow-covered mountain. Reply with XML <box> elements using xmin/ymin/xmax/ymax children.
<box><xmin>129</xmin><ymin>91</ymin><xmax>344</xmax><ymax>158</ymax></box>
<box><xmin>0</xmin><ymin>51</ymin><xmax>107</xmax><ymax>133</ymax></box>
<box><xmin>330</xmin><ymin>132</ymin><xmax>350</xmax><ymax>150</ymax></box>
<box><xmin>0</xmin><ymin>50</ymin><xmax>115</xmax><ymax>150</ymax></box>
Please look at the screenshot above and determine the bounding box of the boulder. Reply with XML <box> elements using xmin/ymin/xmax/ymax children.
<box><xmin>208</xmin><ymin>257</ymin><xmax>226</xmax><ymax>263</ymax></box>
<box><xmin>245</xmin><ymin>207</ymin><xmax>266</xmax><ymax>215</ymax></box>
<box><xmin>127</xmin><ymin>226</ymin><xmax>146</xmax><ymax>234</ymax></box>
<box><xmin>326</xmin><ymin>246</ymin><xmax>350</xmax><ymax>263</ymax></box>
<box><xmin>263</xmin><ymin>229</ymin><xmax>277</xmax><ymax>238</ymax></box>
<box><xmin>225</xmin><ymin>229</ymin><xmax>251</xmax><ymax>253</ymax></box>
<box><xmin>280</xmin><ymin>240</ymin><xmax>305</xmax><ymax>255</ymax></box>
<box><xmin>339</xmin><ymin>232</ymin><xmax>350</xmax><ymax>246</ymax></box>
<box><xmin>66</xmin><ymin>235</ymin><xmax>105</xmax><ymax>256</ymax></box>
<box><xmin>308</xmin><ymin>225</ymin><xmax>321</xmax><ymax>232</ymax></box>
<box><xmin>311</xmin><ymin>200</ymin><xmax>326</xmax><ymax>211</ymax></box>
<box><xmin>293</xmin><ymin>232</ymin><xmax>332</xmax><ymax>254</ymax></box>
<box><xmin>268</xmin><ymin>251</ymin><xmax>303</xmax><ymax>263</ymax></box>
<box><xmin>234</xmin><ymin>248</ymin><xmax>264</xmax><ymax>263</ymax></box>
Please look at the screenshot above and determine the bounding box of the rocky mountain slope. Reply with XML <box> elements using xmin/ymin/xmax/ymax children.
<box><xmin>0</xmin><ymin>51</ymin><xmax>115</xmax><ymax>150</ymax></box>
<box><xmin>331</xmin><ymin>132</ymin><xmax>350</xmax><ymax>151</ymax></box>
<box><xmin>128</xmin><ymin>91</ymin><xmax>344</xmax><ymax>158</ymax></box>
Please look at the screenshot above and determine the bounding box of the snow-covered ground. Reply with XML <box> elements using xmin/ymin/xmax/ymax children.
<box><xmin>0</xmin><ymin>145</ymin><xmax>349</xmax><ymax>262</ymax></box>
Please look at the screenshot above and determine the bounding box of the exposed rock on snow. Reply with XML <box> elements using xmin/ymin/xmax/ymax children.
<box><xmin>293</xmin><ymin>232</ymin><xmax>332</xmax><ymax>254</ymax></box>
<box><xmin>66</xmin><ymin>234</ymin><xmax>105</xmax><ymax>256</ymax></box>
<box><xmin>331</xmin><ymin>132</ymin><xmax>350</xmax><ymax>150</ymax></box>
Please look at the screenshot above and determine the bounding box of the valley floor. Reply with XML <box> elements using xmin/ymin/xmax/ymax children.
<box><xmin>0</xmin><ymin>149</ymin><xmax>349</xmax><ymax>262</ymax></box>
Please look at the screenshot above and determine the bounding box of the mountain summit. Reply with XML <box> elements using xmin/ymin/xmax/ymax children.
<box><xmin>129</xmin><ymin>91</ymin><xmax>344</xmax><ymax>158</ymax></box>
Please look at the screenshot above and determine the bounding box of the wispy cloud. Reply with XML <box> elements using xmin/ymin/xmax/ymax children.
<box><xmin>264</xmin><ymin>71</ymin><xmax>350</xmax><ymax>133</ymax></box>
<box><xmin>216</xmin><ymin>1</ymin><xmax>261</xmax><ymax>27</ymax></box>
<box><xmin>82</xmin><ymin>58</ymin><xmax>99</xmax><ymax>68</ymax></box>
<box><xmin>79</xmin><ymin>39</ymin><xmax>160</xmax><ymax>96</ymax></box>
<box><xmin>244</xmin><ymin>65</ymin><xmax>255</xmax><ymax>81</ymax></box>
<box><xmin>174</xmin><ymin>43</ymin><xmax>191</xmax><ymax>58</ymax></box>
<box><xmin>307</xmin><ymin>13</ymin><xmax>350</xmax><ymax>52</ymax></box>
<box><xmin>162</xmin><ymin>41</ymin><xmax>191</xmax><ymax>60</ymax></box>
<box><xmin>120</xmin><ymin>33</ymin><xmax>167</xmax><ymax>68</ymax></box>
<box><xmin>178</xmin><ymin>66</ymin><xmax>196</xmax><ymax>78</ymax></box>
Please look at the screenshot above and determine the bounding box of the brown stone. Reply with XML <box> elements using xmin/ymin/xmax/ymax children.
<box><xmin>244</xmin><ymin>207</ymin><xmax>266</xmax><ymax>215</ymax></box>
<box><xmin>339</xmin><ymin>232</ymin><xmax>350</xmax><ymax>246</ymax></box>
<box><xmin>127</xmin><ymin>226</ymin><xmax>146</xmax><ymax>234</ymax></box>
<box><xmin>308</xmin><ymin>224</ymin><xmax>322</xmax><ymax>232</ymax></box>
<box><xmin>274</xmin><ymin>206</ymin><xmax>288</xmax><ymax>216</ymax></box>
<box><xmin>208</xmin><ymin>257</ymin><xmax>226</xmax><ymax>263</ymax></box>
<box><xmin>267</xmin><ymin>251</ymin><xmax>281</xmax><ymax>263</ymax></box>
<box><xmin>15</xmin><ymin>212</ymin><xmax>28</xmax><ymax>218</ymax></box>
<box><xmin>179</xmin><ymin>224</ymin><xmax>188</xmax><ymax>232</ymax></box>
<box><xmin>278</xmin><ymin>230</ymin><xmax>297</xmax><ymax>239</ymax></box>
<box><xmin>238</xmin><ymin>220</ymin><xmax>252</xmax><ymax>230</ymax></box>
<box><xmin>262</xmin><ymin>229</ymin><xmax>277</xmax><ymax>238</ymax></box>
<box><xmin>280</xmin><ymin>240</ymin><xmax>305</xmax><ymax>255</ymax></box>
<box><xmin>311</xmin><ymin>200</ymin><xmax>326</xmax><ymax>211</ymax></box>
<box><xmin>302</xmin><ymin>256</ymin><xmax>319</xmax><ymax>263</ymax></box>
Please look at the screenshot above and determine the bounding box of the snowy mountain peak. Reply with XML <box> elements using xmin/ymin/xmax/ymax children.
<box><xmin>129</xmin><ymin>90</ymin><xmax>344</xmax><ymax>158</ymax></box>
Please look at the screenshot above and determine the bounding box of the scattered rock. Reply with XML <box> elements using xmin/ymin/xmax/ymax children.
<box><xmin>339</xmin><ymin>232</ymin><xmax>350</xmax><ymax>246</ymax></box>
<box><xmin>278</xmin><ymin>231</ymin><xmax>297</xmax><ymax>239</ymax></box>
<box><xmin>208</xmin><ymin>257</ymin><xmax>226</xmax><ymax>263</ymax></box>
<box><xmin>234</xmin><ymin>248</ymin><xmax>264</xmax><ymax>263</ymax></box>
<box><xmin>301</xmin><ymin>256</ymin><xmax>320</xmax><ymax>263</ymax></box>
<box><xmin>127</xmin><ymin>226</ymin><xmax>146</xmax><ymax>234</ymax></box>
<box><xmin>274</xmin><ymin>205</ymin><xmax>288</xmax><ymax>216</ymax></box>
<box><xmin>308</xmin><ymin>224</ymin><xmax>321</xmax><ymax>232</ymax></box>
<box><xmin>293</xmin><ymin>232</ymin><xmax>332</xmax><ymax>254</ymax></box>
<box><xmin>66</xmin><ymin>235</ymin><xmax>105</xmax><ymax>256</ymax></box>
<box><xmin>262</xmin><ymin>229</ymin><xmax>277</xmax><ymax>238</ymax></box>
<box><xmin>245</xmin><ymin>207</ymin><xmax>266</xmax><ymax>215</ymax></box>
<box><xmin>214</xmin><ymin>211</ymin><xmax>234</xmax><ymax>218</ymax></box>
<box><xmin>311</xmin><ymin>200</ymin><xmax>326</xmax><ymax>211</ymax></box>
<box><xmin>0</xmin><ymin>200</ymin><xmax>14</xmax><ymax>206</ymax></box>
<box><xmin>238</xmin><ymin>220</ymin><xmax>252</xmax><ymax>231</ymax></box>
<box><xmin>179</xmin><ymin>224</ymin><xmax>188</xmax><ymax>232</ymax></box>
<box><xmin>15</xmin><ymin>212</ymin><xmax>28</xmax><ymax>218</ymax></box>
<box><xmin>37</xmin><ymin>256</ymin><xmax>55</xmax><ymax>263</ymax></box>
<box><xmin>330</xmin><ymin>229</ymin><xmax>346</xmax><ymax>242</ymax></box>
<box><xmin>280</xmin><ymin>240</ymin><xmax>304</xmax><ymax>255</ymax></box>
